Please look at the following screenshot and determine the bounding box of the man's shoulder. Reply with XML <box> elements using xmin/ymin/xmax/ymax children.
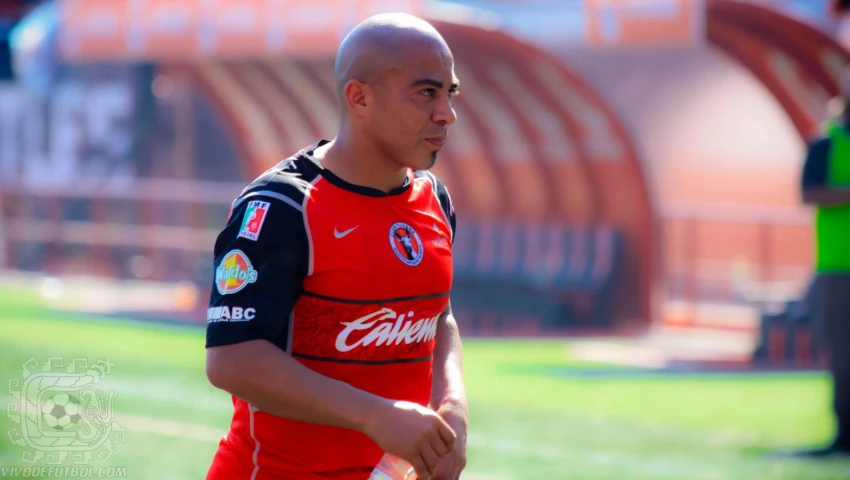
<box><xmin>413</xmin><ymin>170</ymin><xmax>456</xmax><ymax>239</ymax></box>
<box><xmin>217</xmin><ymin>157</ymin><xmax>316</xmax><ymax>248</ymax></box>
<box><xmin>413</xmin><ymin>170</ymin><xmax>452</xmax><ymax>200</ymax></box>
<box><xmin>235</xmin><ymin>154</ymin><xmax>320</xmax><ymax>212</ymax></box>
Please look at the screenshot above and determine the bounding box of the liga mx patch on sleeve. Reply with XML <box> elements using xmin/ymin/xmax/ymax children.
<box><xmin>237</xmin><ymin>200</ymin><xmax>270</xmax><ymax>241</ymax></box>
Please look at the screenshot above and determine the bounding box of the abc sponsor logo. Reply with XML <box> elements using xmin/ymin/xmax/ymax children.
<box><xmin>216</xmin><ymin>250</ymin><xmax>258</xmax><ymax>295</ymax></box>
<box><xmin>207</xmin><ymin>306</ymin><xmax>256</xmax><ymax>323</ymax></box>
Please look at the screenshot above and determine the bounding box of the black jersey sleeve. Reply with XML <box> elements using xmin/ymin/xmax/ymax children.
<box><xmin>205</xmin><ymin>182</ymin><xmax>308</xmax><ymax>350</ymax></box>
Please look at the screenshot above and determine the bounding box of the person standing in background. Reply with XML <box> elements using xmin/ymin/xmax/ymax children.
<box><xmin>796</xmin><ymin>68</ymin><xmax>850</xmax><ymax>457</ymax></box>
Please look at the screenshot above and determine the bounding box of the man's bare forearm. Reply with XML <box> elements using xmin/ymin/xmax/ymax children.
<box><xmin>430</xmin><ymin>306</ymin><xmax>467</xmax><ymax>410</ymax></box>
<box><xmin>803</xmin><ymin>187</ymin><xmax>850</xmax><ymax>206</ymax></box>
<box><xmin>206</xmin><ymin>339</ymin><xmax>387</xmax><ymax>432</ymax></box>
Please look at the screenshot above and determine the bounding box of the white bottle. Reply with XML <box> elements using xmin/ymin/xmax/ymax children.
<box><xmin>369</xmin><ymin>453</ymin><xmax>417</xmax><ymax>480</ymax></box>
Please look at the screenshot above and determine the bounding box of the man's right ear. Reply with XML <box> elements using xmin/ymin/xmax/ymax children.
<box><xmin>344</xmin><ymin>80</ymin><xmax>369</xmax><ymax>117</ymax></box>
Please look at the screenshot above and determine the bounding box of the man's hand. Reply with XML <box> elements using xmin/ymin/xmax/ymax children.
<box><xmin>361</xmin><ymin>400</ymin><xmax>456</xmax><ymax>480</ymax></box>
<box><xmin>432</xmin><ymin>399</ymin><xmax>468</xmax><ymax>480</ymax></box>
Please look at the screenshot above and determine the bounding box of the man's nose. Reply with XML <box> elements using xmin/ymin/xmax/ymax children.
<box><xmin>433</xmin><ymin>98</ymin><xmax>457</xmax><ymax>126</ymax></box>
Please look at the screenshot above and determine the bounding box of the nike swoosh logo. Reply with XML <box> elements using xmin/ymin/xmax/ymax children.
<box><xmin>334</xmin><ymin>226</ymin><xmax>358</xmax><ymax>239</ymax></box>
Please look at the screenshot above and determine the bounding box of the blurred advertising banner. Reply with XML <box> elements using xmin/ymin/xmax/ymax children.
<box><xmin>0</xmin><ymin>64</ymin><xmax>243</xmax><ymax>281</ymax></box>
<box><xmin>57</xmin><ymin>0</ymin><xmax>427</xmax><ymax>62</ymax></box>
<box><xmin>0</xmin><ymin>65</ymin><xmax>145</xmax><ymax>189</ymax></box>
<box><xmin>584</xmin><ymin>0</ymin><xmax>705</xmax><ymax>47</ymax></box>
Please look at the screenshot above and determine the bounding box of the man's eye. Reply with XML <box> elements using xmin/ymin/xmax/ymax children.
<box><xmin>422</xmin><ymin>88</ymin><xmax>436</xmax><ymax>97</ymax></box>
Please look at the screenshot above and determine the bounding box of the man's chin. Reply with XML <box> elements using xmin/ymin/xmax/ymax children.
<box><xmin>427</xmin><ymin>151</ymin><xmax>438</xmax><ymax>169</ymax></box>
<box><xmin>406</xmin><ymin>152</ymin><xmax>438</xmax><ymax>171</ymax></box>
<box><xmin>426</xmin><ymin>148</ymin><xmax>441</xmax><ymax>167</ymax></box>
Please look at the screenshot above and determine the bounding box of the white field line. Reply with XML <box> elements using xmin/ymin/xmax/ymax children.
<box><xmin>118</xmin><ymin>412</ymin><xmax>224</xmax><ymax>443</ymax></box>
<box><xmin>464</xmin><ymin>433</ymin><xmax>717</xmax><ymax>479</ymax></box>
<box><xmin>96</xmin><ymin>377</ymin><xmax>234</xmax><ymax>413</ymax></box>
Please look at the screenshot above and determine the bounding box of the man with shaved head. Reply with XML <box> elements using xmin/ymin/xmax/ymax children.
<box><xmin>329</xmin><ymin>13</ymin><xmax>460</xmax><ymax>183</ymax></box>
<box><xmin>204</xmin><ymin>12</ymin><xmax>467</xmax><ymax>480</ymax></box>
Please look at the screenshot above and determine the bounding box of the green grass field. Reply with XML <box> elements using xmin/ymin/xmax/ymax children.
<box><xmin>1</xmin><ymin>286</ymin><xmax>848</xmax><ymax>479</ymax></box>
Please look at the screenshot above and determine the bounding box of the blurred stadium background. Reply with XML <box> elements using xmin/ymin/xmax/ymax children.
<box><xmin>2</xmin><ymin>0</ymin><xmax>850</xmax><ymax>478</ymax></box>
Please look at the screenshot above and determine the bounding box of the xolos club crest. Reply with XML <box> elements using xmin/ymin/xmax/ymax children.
<box><xmin>216</xmin><ymin>250</ymin><xmax>258</xmax><ymax>295</ymax></box>
<box><xmin>389</xmin><ymin>222</ymin><xmax>424</xmax><ymax>267</ymax></box>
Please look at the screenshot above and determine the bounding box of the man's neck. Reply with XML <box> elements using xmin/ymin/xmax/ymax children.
<box><xmin>316</xmin><ymin>132</ymin><xmax>409</xmax><ymax>193</ymax></box>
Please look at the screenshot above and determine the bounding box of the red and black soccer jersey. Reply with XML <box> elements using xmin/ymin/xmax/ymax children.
<box><xmin>205</xmin><ymin>140</ymin><xmax>456</xmax><ymax>480</ymax></box>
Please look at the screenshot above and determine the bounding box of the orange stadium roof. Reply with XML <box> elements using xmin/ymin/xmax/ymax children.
<box><xmin>52</xmin><ymin>0</ymin><xmax>657</xmax><ymax>323</ymax></box>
